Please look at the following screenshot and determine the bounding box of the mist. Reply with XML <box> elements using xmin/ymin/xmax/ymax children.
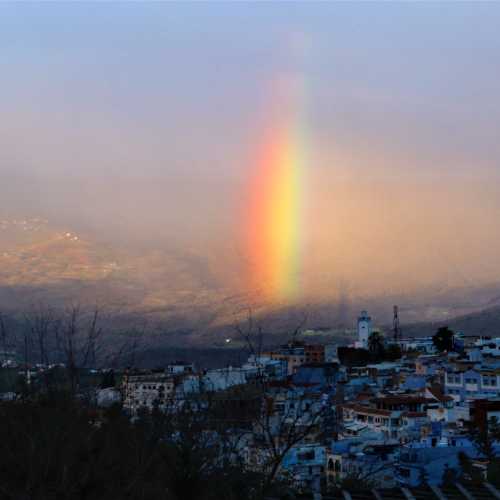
<box><xmin>2</xmin><ymin>3</ymin><xmax>500</xmax><ymax>321</ymax></box>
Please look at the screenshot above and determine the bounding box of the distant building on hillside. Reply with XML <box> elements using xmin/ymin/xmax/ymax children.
<box><xmin>202</xmin><ymin>366</ymin><xmax>248</xmax><ymax>391</ymax></box>
<box><xmin>266</xmin><ymin>341</ymin><xmax>325</xmax><ymax>375</ymax></box>
<box><xmin>166</xmin><ymin>361</ymin><xmax>195</xmax><ymax>375</ymax></box>
<box><xmin>304</xmin><ymin>344</ymin><xmax>325</xmax><ymax>364</ymax></box>
<box><xmin>400</xmin><ymin>337</ymin><xmax>436</xmax><ymax>354</ymax></box>
<box><xmin>122</xmin><ymin>370</ymin><xmax>175</xmax><ymax>415</ymax></box>
<box><xmin>292</xmin><ymin>362</ymin><xmax>340</xmax><ymax>390</ymax></box>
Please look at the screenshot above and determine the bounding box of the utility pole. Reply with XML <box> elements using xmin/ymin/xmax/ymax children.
<box><xmin>393</xmin><ymin>305</ymin><xmax>402</xmax><ymax>343</ymax></box>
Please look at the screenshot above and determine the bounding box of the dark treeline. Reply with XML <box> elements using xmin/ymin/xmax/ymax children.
<box><xmin>0</xmin><ymin>393</ymin><xmax>276</xmax><ymax>500</ymax></box>
<box><xmin>0</xmin><ymin>306</ymin><xmax>330</xmax><ymax>499</ymax></box>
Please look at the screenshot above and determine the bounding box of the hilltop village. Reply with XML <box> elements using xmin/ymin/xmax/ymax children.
<box><xmin>2</xmin><ymin>310</ymin><xmax>500</xmax><ymax>499</ymax></box>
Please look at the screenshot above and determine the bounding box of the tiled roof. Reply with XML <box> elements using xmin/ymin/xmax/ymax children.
<box><xmin>401</xmin><ymin>411</ymin><xmax>427</xmax><ymax>418</ymax></box>
<box><xmin>372</xmin><ymin>395</ymin><xmax>431</xmax><ymax>405</ymax></box>
<box><xmin>343</xmin><ymin>403</ymin><xmax>392</xmax><ymax>417</ymax></box>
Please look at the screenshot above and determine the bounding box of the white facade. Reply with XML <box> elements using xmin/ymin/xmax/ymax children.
<box><xmin>166</xmin><ymin>362</ymin><xmax>195</xmax><ymax>375</ymax></box>
<box><xmin>241</xmin><ymin>355</ymin><xmax>287</xmax><ymax>380</ymax></box>
<box><xmin>324</xmin><ymin>344</ymin><xmax>339</xmax><ymax>363</ymax></box>
<box><xmin>202</xmin><ymin>367</ymin><xmax>248</xmax><ymax>392</ymax></box>
<box><xmin>401</xmin><ymin>337</ymin><xmax>437</xmax><ymax>353</ymax></box>
<box><xmin>357</xmin><ymin>310</ymin><xmax>372</xmax><ymax>349</ymax></box>
<box><xmin>122</xmin><ymin>372</ymin><xmax>175</xmax><ymax>414</ymax></box>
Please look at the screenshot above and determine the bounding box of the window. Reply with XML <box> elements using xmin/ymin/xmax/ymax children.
<box><xmin>482</xmin><ymin>375</ymin><xmax>497</xmax><ymax>387</ymax></box>
<box><xmin>298</xmin><ymin>451</ymin><xmax>315</xmax><ymax>461</ymax></box>
<box><xmin>399</xmin><ymin>468</ymin><xmax>410</xmax><ymax>478</ymax></box>
<box><xmin>448</xmin><ymin>374</ymin><xmax>461</xmax><ymax>384</ymax></box>
<box><xmin>275</xmin><ymin>403</ymin><xmax>285</xmax><ymax>415</ymax></box>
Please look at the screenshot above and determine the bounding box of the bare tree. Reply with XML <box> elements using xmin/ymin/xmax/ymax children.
<box><xmin>55</xmin><ymin>304</ymin><xmax>104</xmax><ymax>394</ymax></box>
<box><xmin>0</xmin><ymin>311</ymin><xmax>11</xmax><ymax>365</ymax></box>
<box><xmin>234</xmin><ymin>309</ymin><xmax>265</xmax><ymax>363</ymax></box>
<box><xmin>13</xmin><ymin>302</ymin><xmax>152</xmax><ymax>397</ymax></box>
<box><xmin>232</xmin><ymin>310</ymin><xmax>329</xmax><ymax>494</ymax></box>
<box><xmin>23</xmin><ymin>304</ymin><xmax>57</xmax><ymax>367</ymax></box>
<box><xmin>290</xmin><ymin>310</ymin><xmax>308</xmax><ymax>344</ymax></box>
<box><xmin>332</xmin><ymin>460</ymin><xmax>396</xmax><ymax>492</ymax></box>
<box><xmin>251</xmin><ymin>385</ymin><xmax>327</xmax><ymax>491</ymax></box>
<box><xmin>234</xmin><ymin>308</ymin><xmax>308</xmax><ymax>374</ymax></box>
<box><xmin>21</xmin><ymin>304</ymin><xmax>62</xmax><ymax>393</ymax></box>
<box><xmin>99</xmin><ymin>318</ymin><xmax>147</xmax><ymax>371</ymax></box>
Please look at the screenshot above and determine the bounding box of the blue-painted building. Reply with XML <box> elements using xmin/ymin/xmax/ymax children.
<box><xmin>445</xmin><ymin>367</ymin><xmax>500</xmax><ymax>401</ymax></box>
<box><xmin>292</xmin><ymin>363</ymin><xmax>340</xmax><ymax>391</ymax></box>
<box><xmin>401</xmin><ymin>375</ymin><xmax>427</xmax><ymax>391</ymax></box>
<box><xmin>281</xmin><ymin>443</ymin><xmax>327</xmax><ymax>493</ymax></box>
<box><xmin>395</xmin><ymin>437</ymin><xmax>478</xmax><ymax>486</ymax></box>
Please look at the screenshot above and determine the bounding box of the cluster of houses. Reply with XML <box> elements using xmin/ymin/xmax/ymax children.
<box><xmin>100</xmin><ymin>311</ymin><xmax>500</xmax><ymax>495</ymax></box>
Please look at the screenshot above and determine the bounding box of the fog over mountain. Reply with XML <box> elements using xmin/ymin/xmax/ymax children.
<box><xmin>2</xmin><ymin>3</ymin><xmax>500</xmax><ymax>338</ymax></box>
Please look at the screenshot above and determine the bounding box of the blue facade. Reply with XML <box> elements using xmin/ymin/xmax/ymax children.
<box><xmin>282</xmin><ymin>444</ymin><xmax>326</xmax><ymax>493</ymax></box>
<box><xmin>292</xmin><ymin>364</ymin><xmax>340</xmax><ymax>391</ymax></box>
<box><xmin>445</xmin><ymin>368</ymin><xmax>500</xmax><ymax>400</ymax></box>
<box><xmin>401</xmin><ymin>375</ymin><xmax>427</xmax><ymax>391</ymax></box>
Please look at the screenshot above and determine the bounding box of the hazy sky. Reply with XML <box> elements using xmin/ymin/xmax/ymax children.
<box><xmin>2</xmin><ymin>3</ymin><xmax>500</xmax><ymax>302</ymax></box>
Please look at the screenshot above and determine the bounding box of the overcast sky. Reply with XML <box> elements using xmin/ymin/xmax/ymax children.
<box><xmin>2</xmin><ymin>3</ymin><xmax>500</xmax><ymax>301</ymax></box>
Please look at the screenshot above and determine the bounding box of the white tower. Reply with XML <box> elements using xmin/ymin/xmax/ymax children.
<box><xmin>357</xmin><ymin>310</ymin><xmax>372</xmax><ymax>349</ymax></box>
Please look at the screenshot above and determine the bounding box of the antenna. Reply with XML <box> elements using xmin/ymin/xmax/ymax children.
<box><xmin>393</xmin><ymin>305</ymin><xmax>401</xmax><ymax>342</ymax></box>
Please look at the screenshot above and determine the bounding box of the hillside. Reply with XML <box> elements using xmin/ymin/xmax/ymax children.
<box><xmin>399</xmin><ymin>305</ymin><xmax>500</xmax><ymax>339</ymax></box>
<box><xmin>0</xmin><ymin>217</ymin><xmax>250</xmax><ymax>338</ymax></box>
<box><xmin>3</xmin><ymin>217</ymin><xmax>500</xmax><ymax>352</ymax></box>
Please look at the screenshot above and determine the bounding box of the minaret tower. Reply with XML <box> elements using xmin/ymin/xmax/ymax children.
<box><xmin>357</xmin><ymin>310</ymin><xmax>372</xmax><ymax>349</ymax></box>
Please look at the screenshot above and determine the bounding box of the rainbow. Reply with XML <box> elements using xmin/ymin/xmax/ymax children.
<box><xmin>246</xmin><ymin>117</ymin><xmax>305</xmax><ymax>303</ymax></box>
